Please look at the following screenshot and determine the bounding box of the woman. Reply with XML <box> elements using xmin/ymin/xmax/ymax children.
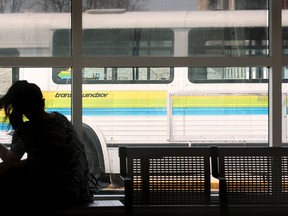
<box><xmin>0</xmin><ymin>80</ymin><xmax>92</xmax><ymax>212</ymax></box>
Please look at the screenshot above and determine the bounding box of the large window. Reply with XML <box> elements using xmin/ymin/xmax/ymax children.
<box><xmin>0</xmin><ymin>0</ymin><xmax>286</xmax><ymax>191</ymax></box>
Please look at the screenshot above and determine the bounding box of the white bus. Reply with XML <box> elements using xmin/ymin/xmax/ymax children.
<box><xmin>0</xmin><ymin>10</ymin><xmax>287</xmax><ymax>186</ymax></box>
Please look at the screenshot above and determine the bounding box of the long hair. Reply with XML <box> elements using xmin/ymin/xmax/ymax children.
<box><xmin>0</xmin><ymin>80</ymin><xmax>44</xmax><ymax>130</ymax></box>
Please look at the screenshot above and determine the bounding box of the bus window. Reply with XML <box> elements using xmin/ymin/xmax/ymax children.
<box><xmin>52</xmin><ymin>29</ymin><xmax>174</xmax><ymax>57</ymax></box>
<box><xmin>83</xmin><ymin>29</ymin><xmax>174</xmax><ymax>57</ymax></box>
<box><xmin>189</xmin><ymin>67</ymin><xmax>288</xmax><ymax>83</ymax></box>
<box><xmin>52</xmin><ymin>29</ymin><xmax>71</xmax><ymax>57</ymax></box>
<box><xmin>283</xmin><ymin>67</ymin><xmax>288</xmax><ymax>79</ymax></box>
<box><xmin>0</xmin><ymin>48</ymin><xmax>19</xmax><ymax>57</ymax></box>
<box><xmin>283</xmin><ymin>27</ymin><xmax>288</xmax><ymax>55</ymax></box>
<box><xmin>53</xmin><ymin>67</ymin><xmax>173</xmax><ymax>84</ymax></box>
<box><xmin>188</xmin><ymin>27</ymin><xmax>268</xmax><ymax>56</ymax></box>
<box><xmin>188</xmin><ymin>67</ymin><xmax>269</xmax><ymax>83</ymax></box>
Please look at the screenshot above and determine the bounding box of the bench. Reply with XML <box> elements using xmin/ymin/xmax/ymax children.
<box><xmin>119</xmin><ymin>146</ymin><xmax>288</xmax><ymax>216</ymax></box>
<box><xmin>119</xmin><ymin>146</ymin><xmax>217</xmax><ymax>216</ymax></box>
<box><xmin>212</xmin><ymin>146</ymin><xmax>288</xmax><ymax>216</ymax></box>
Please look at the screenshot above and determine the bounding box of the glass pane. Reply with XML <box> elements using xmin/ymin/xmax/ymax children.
<box><xmin>184</xmin><ymin>67</ymin><xmax>269</xmax><ymax>143</ymax></box>
<box><xmin>0</xmin><ymin>67</ymin><xmax>15</xmax><ymax>145</ymax></box>
<box><xmin>0</xmin><ymin>1</ymin><xmax>71</xmax><ymax>57</ymax></box>
<box><xmin>0</xmin><ymin>67</ymin><xmax>71</xmax><ymax>144</ymax></box>
<box><xmin>82</xmin><ymin>1</ymin><xmax>268</xmax><ymax>57</ymax></box>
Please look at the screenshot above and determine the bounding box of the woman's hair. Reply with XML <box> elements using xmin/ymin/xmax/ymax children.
<box><xmin>0</xmin><ymin>80</ymin><xmax>44</xmax><ymax>129</ymax></box>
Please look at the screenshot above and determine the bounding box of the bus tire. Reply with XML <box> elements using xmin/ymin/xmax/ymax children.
<box><xmin>82</xmin><ymin>123</ymin><xmax>110</xmax><ymax>188</ymax></box>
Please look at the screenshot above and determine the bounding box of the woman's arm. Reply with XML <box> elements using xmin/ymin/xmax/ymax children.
<box><xmin>0</xmin><ymin>143</ymin><xmax>26</xmax><ymax>176</ymax></box>
<box><xmin>0</xmin><ymin>143</ymin><xmax>24</xmax><ymax>162</ymax></box>
<box><xmin>6</xmin><ymin>147</ymin><xmax>25</xmax><ymax>161</ymax></box>
<box><xmin>0</xmin><ymin>143</ymin><xmax>8</xmax><ymax>161</ymax></box>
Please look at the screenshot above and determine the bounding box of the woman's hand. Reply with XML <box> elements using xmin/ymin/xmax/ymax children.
<box><xmin>0</xmin><ymin>162</ymin><xmax>11</xmax><ymax>176</ymax></box>
<box><xmin>9</xmin><ymin>110</ymin><xmax>24</xmax><ymax>129</ymax></box>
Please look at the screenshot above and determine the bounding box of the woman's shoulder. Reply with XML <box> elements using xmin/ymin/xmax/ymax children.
<box><xmin>20</xmin><ymin>112</ymin><xmax>74</xmax><ymax>139</ymax></box>
<box><xmin>50</xmin><ymin>111</ymin><xmax>67</xmax><ymax>120</ymax></box>
<box><xmin>47</xmin><ymin>112</ymin><xmax>72</xmax><ymax>127</ymax></box>
<box><xmin>45</xmin><ymin>112</ymin><xmax>79</xmax><ymax>138</ymax></box>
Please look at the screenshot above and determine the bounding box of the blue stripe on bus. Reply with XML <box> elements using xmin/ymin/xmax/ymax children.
<box><xmin>0</xmin><ymin>107</ymin><xmax>273</xmax><ymax>132</ymax></box>
<box><xmin>175</xmin><ymin>108</ymin><xmax>268</xmax><ymax>115</ymax></box>
<box><xmin>46</xmin><ymin>107</ymin><xmax>269</xmax><ymax>116</ymax></box>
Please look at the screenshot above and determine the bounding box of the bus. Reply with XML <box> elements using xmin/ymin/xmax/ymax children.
<box><xmin>0</xmin><ymin>10</ymin><xmax>286</xmax><ymax>187</ymax></box>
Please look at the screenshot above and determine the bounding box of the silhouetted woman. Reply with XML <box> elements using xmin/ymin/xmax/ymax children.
<box><xmin>0</xmin><ymin>80</ymin><xmax>92</xmax><ymax>213</ymax></box>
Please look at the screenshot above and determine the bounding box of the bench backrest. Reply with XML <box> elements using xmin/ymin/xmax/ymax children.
<box><xmin>216</xmin><ymin>147</ymin><xmax>288</xmax><ymax>205</ymax></box>
<box><xmin>119</xmin><ymin>146</ymin><xmax>211</xmax><ymax>205</ymax></box>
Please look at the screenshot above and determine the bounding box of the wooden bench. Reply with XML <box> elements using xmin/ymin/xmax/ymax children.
<box><xmin>212</xmin><ymin>146</ymin><xmax>288</xmax><ymax>216</ymax></box>
<box><xmin>119</xmin><ymin>146</ymin><xmax>216</xmax><ymax>216</ymax></box>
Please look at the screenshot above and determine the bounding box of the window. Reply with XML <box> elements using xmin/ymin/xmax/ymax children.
<box><xmin>0</xmin><ymin>0</ymin><xmax>286</xmax><ymax>192</ymax></box>
<box><xmin>53</xmin><ymin>67</ymin><xmax>173</xmax><ymax>84</ymax></box>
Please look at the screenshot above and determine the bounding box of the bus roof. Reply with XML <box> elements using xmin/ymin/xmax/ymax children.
<box><xmin>0</xmin><ymin>10</ymin><xmax>283</xmax><ymax>49</ymax></box>
<box><xmin>0</xmin><ymin>10</ymin><xmax>274</xmax><ymax>29</ymax></box>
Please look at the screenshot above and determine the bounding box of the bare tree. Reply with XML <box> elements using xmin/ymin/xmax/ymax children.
<box><xmin>0</xmin><ymin>0</ymin><xmax>26</xmax><ymax>13</ymax></box>
<box><xmin>0</xmin><ymin>0</ymin><xmax>5</xmax><ymax>13</ymax></box>
<box><xmin>49</xmin><ymin>0</ymin><xmax>71</xmax><ymax>12</ymax></box>
<box><xmin>0</xmin><ymin>0</ymin><xmax>148</xmax><ymax>13</ymax></box>
<box><xmin>10</xmin><ymin>0</ymin><xmax>23</xmax><ymax>12</ymax></box>
<box><xmin>38</xmin><ymin>0</ymin><xmax>50</xmax><ymax>12</ymax></box>
<box><xmin>85</xmin><ymin>0</ymin><xmax>148</xmax><ymax>11</ymax></box>
<box><xmin>37</xmin><ymin>0</ymin><xmax>71</xmax><ymax>12</ymax></box>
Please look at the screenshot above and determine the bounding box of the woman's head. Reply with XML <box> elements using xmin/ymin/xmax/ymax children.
<box><xmin>0</xmin><ymin>80</ymin><xmax>45</xmax><ymax>129</ymax></box>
